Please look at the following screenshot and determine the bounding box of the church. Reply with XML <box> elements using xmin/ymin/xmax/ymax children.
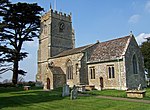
<box><xmin>36</xmin><ymin>8</ymin><xmax>146</xmax><ymax>90</ymax></box>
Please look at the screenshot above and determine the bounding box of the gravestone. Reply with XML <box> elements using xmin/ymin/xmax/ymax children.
<box><xmin>138</xmin><ymin>84</ymin><xmax>142</xmax><ymax>90</ymax></box>
<box><xmin>62</xmin><ymin>84</ymin><xmax>70</xmax><ymax>97</ymax></box>
<box><xmin>35</xmin><ymin>81</ymin><xmax>43</xmax><ymax>87</ymax></box>
<box><xmin>77</xmin><ymin>85</ymin><xmax>85</xmax><ymax>92</ymax></box>
<box><xmin>70</xmin><ymin>85</ymin><xmax>78</xmax><ymax>100</ymax></box>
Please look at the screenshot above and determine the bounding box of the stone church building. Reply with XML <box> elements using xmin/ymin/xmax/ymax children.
<box><xmin>36</xmin><ymin>8</ymin><xmax>146</xmax><ymax>90</ymax></box>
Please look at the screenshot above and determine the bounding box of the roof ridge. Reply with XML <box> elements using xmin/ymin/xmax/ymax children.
<box><xmin>49</xmin><ymin>35</ymin><xmax>131</xmax><ymax>59</ymax></box>
<box><xmin>50</xmin><ymin>43</ymin><xmax>94</xmax><ymax>58</ymax></box>
<box><xmin>99</xmin><ymin>35</ymin><xmax>131</xmax><ymax>44</ymax></box>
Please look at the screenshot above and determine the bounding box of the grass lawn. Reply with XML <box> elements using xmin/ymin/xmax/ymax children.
<box><xmin>83</xmin><ymin>89</ymin><xmax>126</xmax><ymax>97</ymax></box>
<box><xmin>83</xmin><ymin>88</ymin><xmax>150</xmax><ymax>100</ymax></box>
<box><xmin>84</xmin><ymin>88</ymin><xmax>150</xmax><ymax>100</ymax></box>
<box><xmin>0</xmin><ymin>87</ymin><xmax>150</xmax><ymax>110</ymax></box>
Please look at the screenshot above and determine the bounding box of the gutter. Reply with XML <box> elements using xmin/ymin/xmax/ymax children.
<box><xmin>87</xmin><ymin>58</ymin><xmax>123</xmax><ymax>64</ymax></box>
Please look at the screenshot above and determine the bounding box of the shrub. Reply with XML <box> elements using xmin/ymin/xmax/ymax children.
<box><xmin>0</xmin><ymin>83</ymin><xmax>15</xmax><ymax>87</ymax></box>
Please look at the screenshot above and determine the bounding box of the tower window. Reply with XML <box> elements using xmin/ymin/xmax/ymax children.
<box><xmin>90</xmin><ymin>67</ymin><xmax>95</xmax><ymax>79</ymax></box>
<box><xmin>107</xmin><ymin>65</ymin><xmax>115</xmax><ymax>78</ymax></box>
<box><xmin>66</xmin><ymin>60</ymin><xmax>73</xmax><ymax>79</ymax></box>
<box><xmin>44</xmin><ymin>25</ymin><xmax>47</xmax><ymax>34</ymax></box>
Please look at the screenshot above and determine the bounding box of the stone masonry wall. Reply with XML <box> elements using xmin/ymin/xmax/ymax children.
<box><xmin>50</xmin><ymin>10</ymin><xmax>74</xmax><ymax>57</ymax></box>
<box><xmin>48</xmin><ymin>53</ymin><xmax>84</xmax><ymax>87</ymax></box>
<box><xmin>125</xmin><ymin>37</ymin><xmax>146</xmax><ymax>89</ymax></box>
<box><xmin>37</xmin><ymin>9</ymin><xmax>74</xmax><ymax>84</ymax></box>
<box><xmin>88</xmin><ymin>60</ymin><xmax>127</xmax><ymax>90</ymax></box>
<box><xmin>53</xmin><ymin>74</ymin><xmax>66</xmax><ymax>88</ymax></box>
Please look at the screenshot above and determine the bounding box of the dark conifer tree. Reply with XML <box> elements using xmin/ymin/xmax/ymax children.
<box><xmin>0</xmin><ymin>1</ymin><xmax>43</xmax><ymax>84</ymax></box>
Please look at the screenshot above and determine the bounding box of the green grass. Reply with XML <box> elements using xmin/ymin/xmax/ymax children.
<box><xmin>0</xmin><ymin>87</ymin><xmax>150</xmax><ymax>110</ymax></box>
<box><xmin>82</xmin><ymin>89</ymin><xmax>126</xmax><ymax>97</ymax></box>
<box><xmin>83</xmin><ymin>88</ymin><xmax>150</xmax><ymax>100</ymax></box>
<box><xmin>144</xmin><ymin>88</ymin><xmax>150</xmax><ymax>100</ymax></box>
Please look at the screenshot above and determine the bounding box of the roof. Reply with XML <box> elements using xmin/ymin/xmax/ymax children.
<box><xmin>49</xmin><ymin>66</ymin><xmax>64</xmax><ymax>75</ymax></box>
<box><xmin>88</xmin><ymin>36</ymin><xmax>131</xmax><ymax>63</ymax></box>
<box><xmin>52</xmin><ymin>44</ymin><xmax>94</xmax><ymax>58</ymax></box>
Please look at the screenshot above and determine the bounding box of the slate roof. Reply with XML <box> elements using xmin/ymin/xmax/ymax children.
<box><xmin>88</xmin><ymin>36</ymin><xmax>131</xmax><ymax>63</ymax></box>
<box><xmin>52</xmin><ymin>44</ymin><xmax>94</xmax><ymax>58</ymax></box>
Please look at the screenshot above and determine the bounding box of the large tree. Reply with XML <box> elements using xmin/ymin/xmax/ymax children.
<box><xmin>140</xmin><ymin>39</ymin><xmax>150</xmax><ymax>77</ymax></box>
<box><xmin>0</xmin><ymin>2</ymin><xmax>43</xmax><ymax>84</ymax></box>
<box><xmin>0</xmin><ymin>0</ymin><xmax>9</xmax><ymax>16</ymax></box>
<box><xmin>0</xmin><ymin>0</ymin><xmax>11</xmax><ymax>75</ymax></box>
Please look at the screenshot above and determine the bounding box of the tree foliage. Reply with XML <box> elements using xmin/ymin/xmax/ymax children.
<box><xmin>0</xmin><ymin>0</ymin><xmax>11</xmax><ymax>74</ymax></box>
<box><xmin>140</xmin><ymin>41</ymin><xmax>150</xmax><ymax>77</ymax></box>
<box><xmin>0</xmin><ymin>1</ymin><xmax>43</xmax><ymax>84</ymax></box>
<box><xmin>0</xmin><ymin>0</ymin><xmax>9</xmax><ymax>16</ymax></box>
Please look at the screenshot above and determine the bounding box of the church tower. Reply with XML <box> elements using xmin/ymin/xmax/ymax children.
<box><xmin>37</xmin><ymin>8</ymin><xmax>75</xmax><ymax>82</ymax></box>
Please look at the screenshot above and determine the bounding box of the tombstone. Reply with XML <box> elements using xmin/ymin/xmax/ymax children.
<box><xmin>70</xmin><ymin>85</ymin><xmax>78</xmax><ymax>100</ymax></box>
<box><xmin>43</xmin><ymin>82</ymin><xmax>47</xmax><ymax>90</ymax></box>
<box><xmin>35</xmin><ymin>81</ymin><xmax>43</xmax><ymax>87</ymax></box>
<box><xmin>137</xmin><ymin>84</ymin><xmax>142</xmax><ymax>90</ymax></box>
<box><xmin>77</xmin><ymin>85</ymin><xmax>85</xmax><ymax>92</ymax></box>
<box><xmin>62</xmin><ymin>84</ymin><xmax>70</xmax><ymax>97</ymax></box>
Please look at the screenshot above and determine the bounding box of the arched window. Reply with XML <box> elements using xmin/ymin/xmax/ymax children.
<box><xmin>44</xmin><ymin>25</ymin><xmax>47</xmax><ymax>35</ymax></box>
<box><xmin>75</xmin><ymin>63</ymin><xmax>78</xmax><ymax>75</ymax></box>
<box><xmin>133</xmin><ymin>55</ymin><xmax>138</xmax><ymax>74</ymax></box>
<box><xmin>66</xmin><ymin>60</ymin><xmax>73</xmax><ymax>79</ymax></box>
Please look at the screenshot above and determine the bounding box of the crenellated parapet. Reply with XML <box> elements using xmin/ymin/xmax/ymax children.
<box><xmin>41</xmin><ymin>9</ymin><xmax>72</xmax><ymax>22</ymax></box>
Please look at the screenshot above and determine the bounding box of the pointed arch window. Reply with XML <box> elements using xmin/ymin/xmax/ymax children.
<box><xmin>66</xmin><ymin>60</ymin><xmax>73</xmax><ymax>79</ymax></box>
<box><xmin>133</xmin><ymin>55</ymin><xmax>138</xmax><ymax>74</ymax></box>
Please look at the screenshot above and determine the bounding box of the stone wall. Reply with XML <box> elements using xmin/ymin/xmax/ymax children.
<box><xmin>53</xmin><ymin>74</ymin><xmax>66</xmax><ymax>88</ymax></box>
<box><xmin>80</xmin><ymin>55</ymin><xmax>88</xmax><ymax>84</ymax></box>
<box><xmin>125</xmin><ymin>37</ymin><xmax>146</xmax><ymax>89</ymax></box>
<box><xmin>37</xmin><ymin>9</ymin><xmax>74</xmax><ymax>84</ymax></box>
<box><xmin>87</xmin><ymin>60</ymin><xmax>127</xmax><ymax>90</ymax></box>
<box><xmin>48</xmin><ymin>53</ymin><xmax>84</xmax><ymax>87</ymax></box>
<box><xmin>50</xmin><ymin>10</ymin><xmax>74</xmax><ymax>57</ymax></box>
<box><xmin>43</xmin><ymin>67</ymin><xmax>53</xmax><ymax>90</ymax></box>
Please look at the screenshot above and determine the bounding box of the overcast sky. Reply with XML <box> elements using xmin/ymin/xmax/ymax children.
<box><xmin>1</xmin><ymin>0</ymin><xmax>150</xmax><ymax>82</ymax></box>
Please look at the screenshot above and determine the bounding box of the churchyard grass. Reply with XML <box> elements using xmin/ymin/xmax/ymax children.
<box><xmin>0</xmin><ymin>87</ymin><xmax>150</xmax><ymax>110</ymax></box>
<box><xmin>83</xmin><ymin>88</ymin><xmax>150</xmax><ymax>100</ymax></box>
<box><xmin>82</xmin><ymin>89</ymin><xmax>126</xmax><ymax>97</ymax></box>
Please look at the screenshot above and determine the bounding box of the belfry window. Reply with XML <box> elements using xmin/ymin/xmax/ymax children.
<box><xmin>132</xmin><ymin>55</ymin><xmax>138</xmax><ymax>74</ymax></box>
<box><xmin>66</xmin><ymin>60</ymin><xmax>73</xmax><ymax>79</ymax></box>
<box><xmin>108</xmin><ymin>65</ymin><xmax>115</xmax><ymax>78</ymax></box>
<box><xmin>90</xmin><ymin>67</ymin><xmax>95</xmax><ymax>79</ymax></box>
<box><xmin>44</xmin><ymin>25</ymin><xmax>47</xmax><ymax>35</ymax></box>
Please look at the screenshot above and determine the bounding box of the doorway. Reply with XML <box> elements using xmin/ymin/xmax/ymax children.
<box><xmin>47</xmin><ymin>78</ymin><xmax>50</xmax><ymax>89</ymax></box>
<box><xmin>100</xmin><ymin>77</ymin><xmax>104</xmax><ymax>89</ymax></box>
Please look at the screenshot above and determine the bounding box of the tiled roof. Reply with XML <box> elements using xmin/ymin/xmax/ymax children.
<box><xmin>88</xmin><ymin>36</ymin><xmax>131</xmax><ymax>63</ymax></box>
<box><xmin>49</xmin><ymin>66</ymin><xmax>64</xmax><ymax>74</ymax></box>
<box><xmin>52</xmin><ymin>44</ymin><xmax>94</xmax><ymax>58</ymax></box>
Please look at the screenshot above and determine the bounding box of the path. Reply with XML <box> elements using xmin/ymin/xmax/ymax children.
<box><xmin>96</xmin><ymin>95</ymin><xmax>150</xmax><ymax>104</ymax></box>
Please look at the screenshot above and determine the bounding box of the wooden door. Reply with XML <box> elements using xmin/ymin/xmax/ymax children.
<box><xmin>47</xmin><ymin>78</ymin><xmax>50</xmax><ymax>89</ymax></box>
<box><xmin>100</xmin><ymin>77</ymin><xmax>104</xmax><ymax>89</ymax></box>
